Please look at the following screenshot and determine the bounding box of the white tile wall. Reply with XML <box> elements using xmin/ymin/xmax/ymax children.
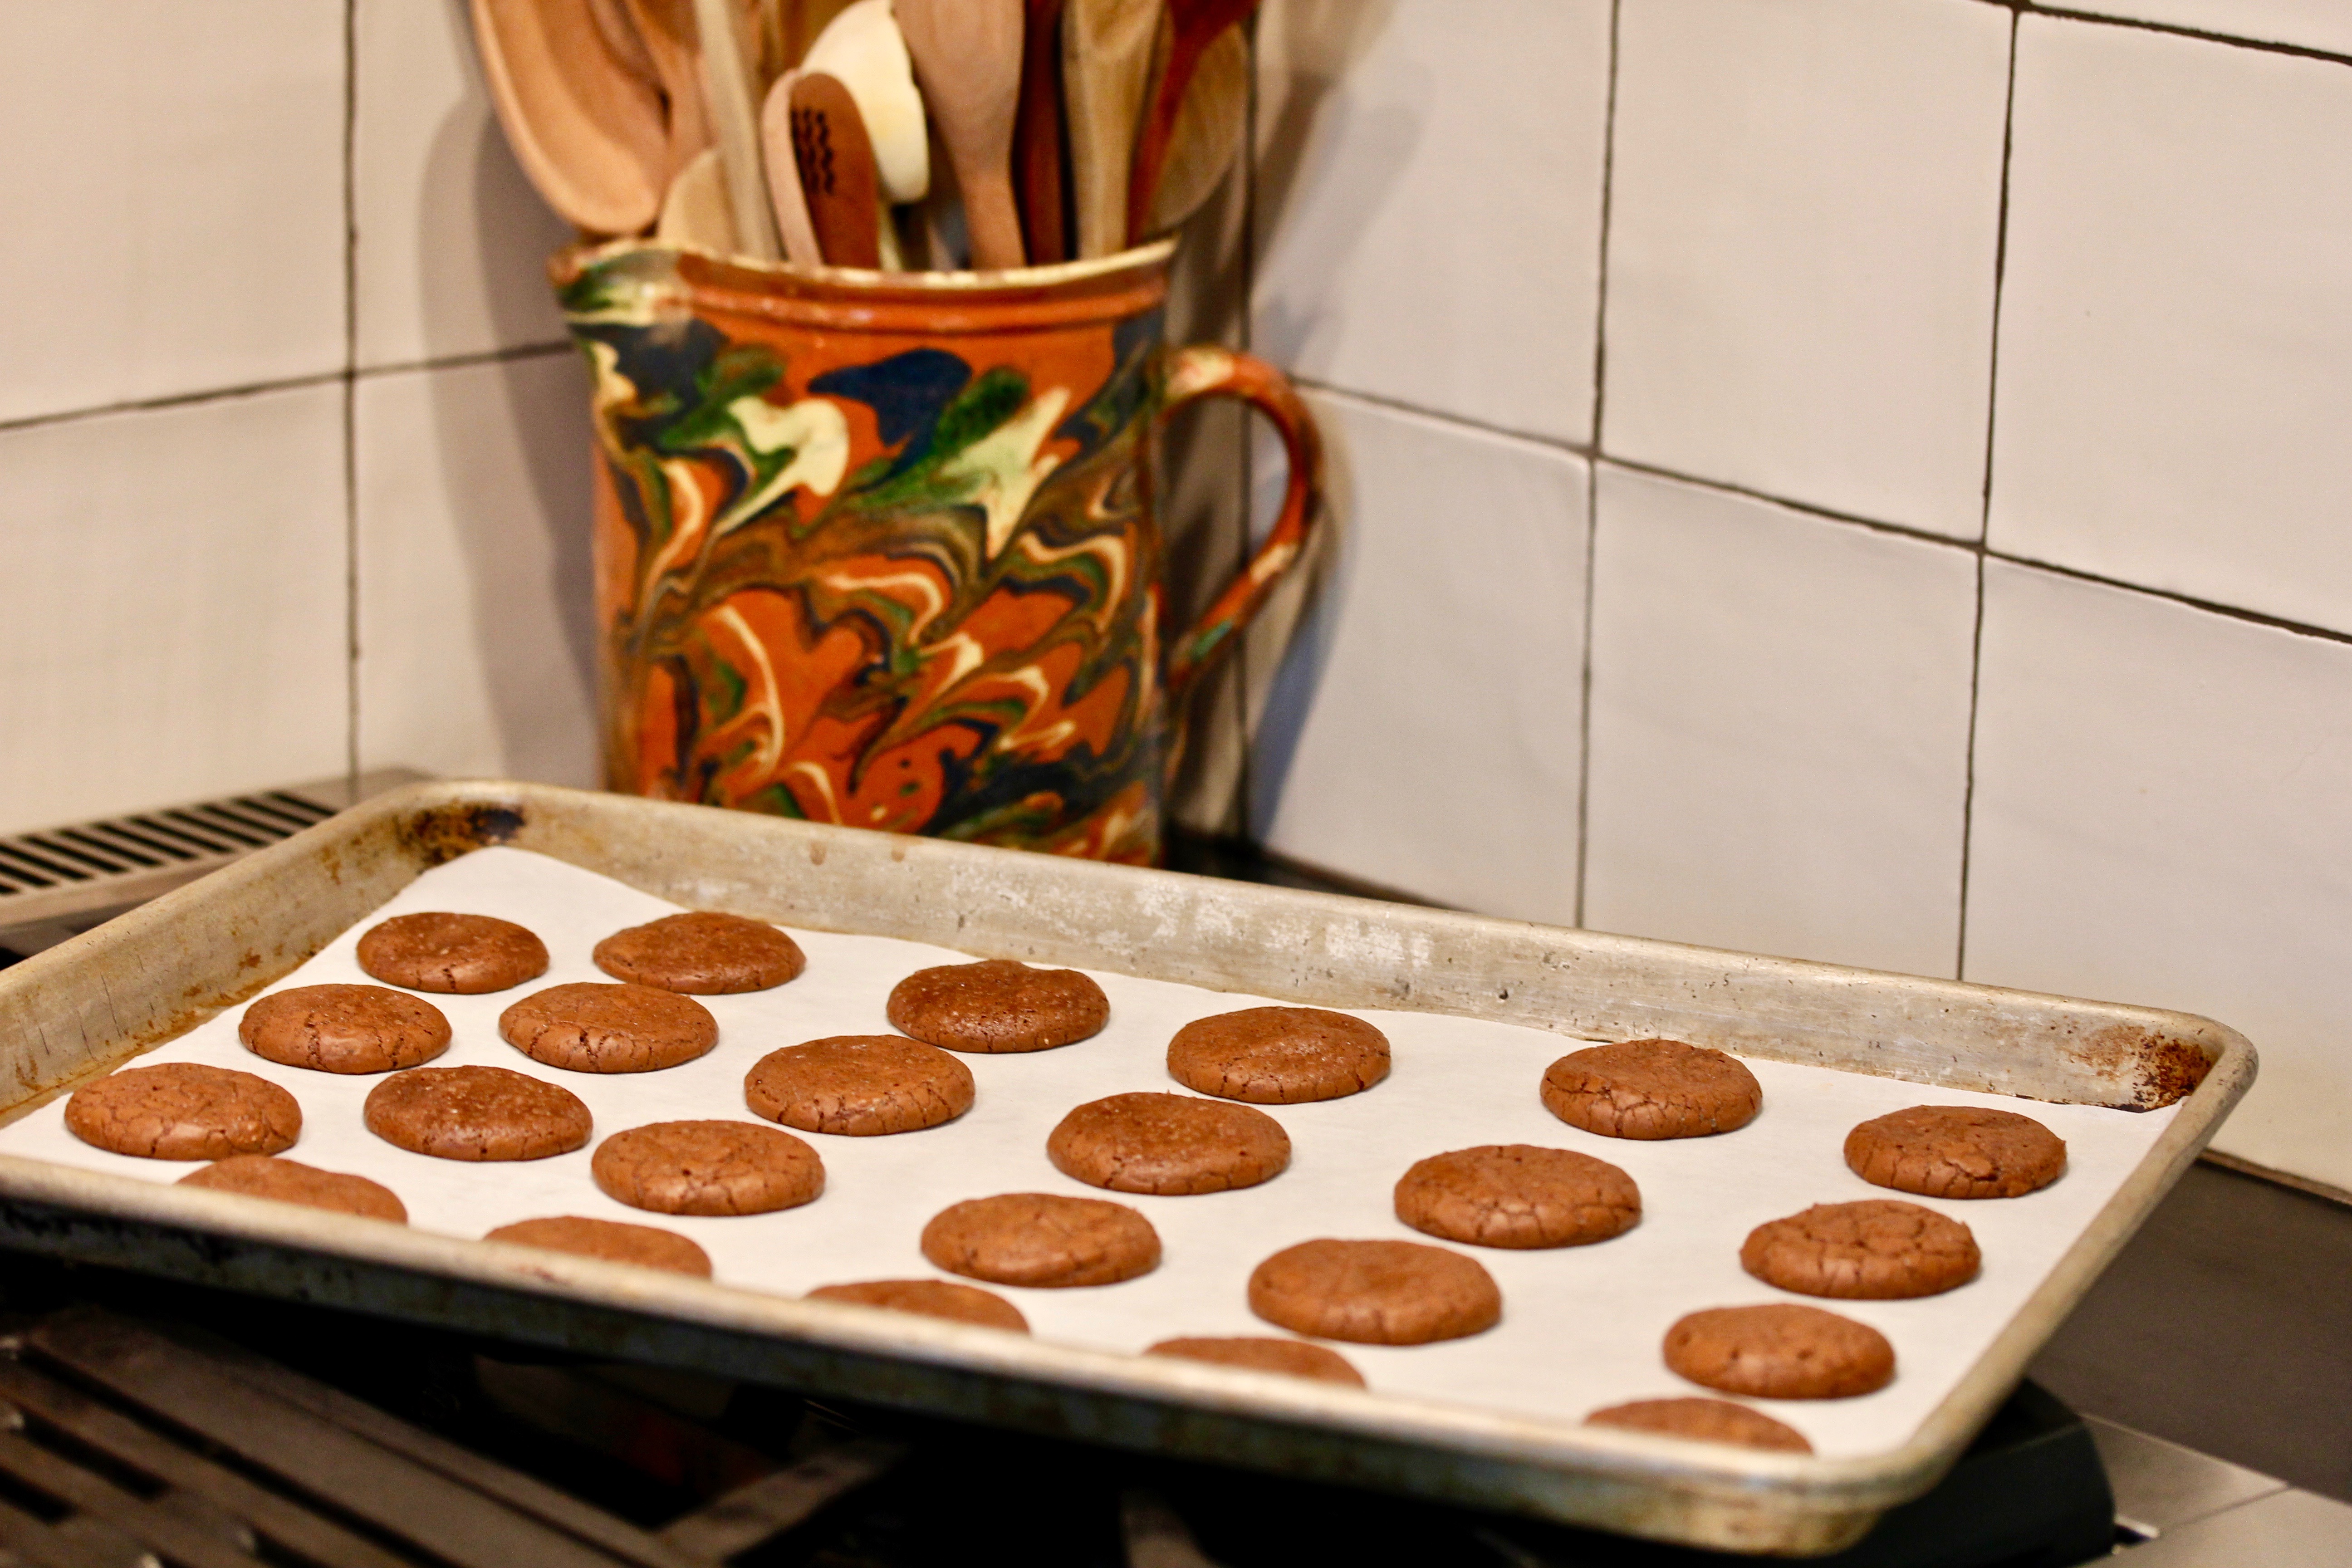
<box><xmin>1582</xmin><ymin>467</ymin><xmax>1977</xmax><ymax>975</ymax></box>
<box><xmin>1602</xmin><ymin>0</ymin><xmax>2011</xmax><ymax>539</ymax></box>
<box><xmin>1966</xmin><ymin>563</ymin><xmax>2352</xmax><ymax>1193</ymax></box>
<box><xmin>1251</xmin><ymin>0</ymin><xmax>1612</xmax><ymax>444</ymax></box>
<box><xmin>354</xmin><ymin>0</ymin><xmax>573</xmax><ymax>369</ymax></box>
<box><xmin>2047</xmin><ymin>0</ymin><xmax>2352</xmax><ymax>57</ymax></box>
<box><xmin>0</xmin><ymin>2</ymin><xmax>345</xmax><ymax>423</ymax></box>
<box><xmin>1989</xmin><ymin>19</ymin><xmax>2352</xmax><ymax>637</ymax></box>
<box><xmin>1251</xmin><ymin>390</ymin><xmax>1588</xmax><ymax>924</ymax></box>
<box><xmin>0</xmin><ymin>387</ymin><xmax>348</xmax><ymax>835</ymax></box>
<box><xmin>355</xmin><ymin>353</ymin><xmax>598</xmax><ymax>787</ymax></box>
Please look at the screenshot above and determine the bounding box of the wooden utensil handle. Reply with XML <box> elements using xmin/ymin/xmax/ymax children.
<box><xmin>1159</xmin><ymin>345</ymin><xmax>1324</xmax><ymax>706</ymax></box>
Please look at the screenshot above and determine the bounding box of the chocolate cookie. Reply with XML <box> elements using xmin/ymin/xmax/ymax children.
<box><xmin>920</xmin><ymin>1193</ymin><xmax>1160</xmax><ymax>1288</ymax></box>
<box><xmin>886</xmin><ymin>960</ymin><xmax>1110</xmax><ymax>1053</ymax></box>
<box><xmin>1393</xmin><ymin>1145</ymin><xmax>1641</xmax><ymax>1249</ymax></box>
<box><xmin>1247</xmin><ymin>1239</ymin><xmax>1501</xmax><ymax>1346</ymax></box>
<box><xmin>485</xmin><ymin>1215</ymin><xmax>713</xmax><ymax>1278</ymax></box>
<box><xmin>240</xmin><ymin>985</ymin><xmax>451</xmax><ymax>1075</ymax></box>
<box><xmin>1741</xmin><ymin>1200</ymin><xmax>1981</xmax><ymax>1299</ymax></box>
<box><xmin>1540</xmin><ymin>1039</ymin><xmax>1761</xmax><ymax>1139</ymax></box>
<box><xmin>1146</xmin><ymin>1337</ymin><xmax>1366</xmax><ymax>1388</ymax></box>
<box><xmin>744</xmin><ymin>1036</ymin><xmax>975</xmax><ymax>1135</ymax></box>
<box><xmin>66</xmin><ymin>1063</ymin><xmax>301</xmax><ymax>1160</ymax></box>
<box><xmin>177</xmin><ymin>1155</ymin><xmax>405</xmax><ymax>1222</ymax></box>
<box><xmin>1584</xmin><ymin>1398</ymin><xmax>1812</xmax><ymax>1454</ymax></box>
<box><xmin>1844</xmin><ymin>1105</ymin><xmax>2068</xmax><ymax>1199</ymax></box>
<box><xmin>1166</xmin><ymin>1008</ymin><xmax>1391</xmax><ymax>1104</ymax></box>
<box><xmin>363</xmin><ymin>1065</ymin><xmax>590</xmax><ymax>1161</ymax></box>
<box><xmin>357</xmin><ymin>912</ymin><xmax>548</xmax><ymax>994</ymax></box>
<box><xmin>591</xmin><ymin>1121</ymin><xmax>823</xmax><ymax>1216</ymax></box>
<box><xmin>499</xmin><ymin>983</ymin><xmax>719</xmax><ymax>1073</ymax></box>
<box><xmin>593</xmin><ymin>911</ymin><xmax>807</xmax><ymax>994</ymax></box>
<box><xmin>1046</xmin><ymin>1093</ymin><xmax>1290</xmax><ymax>1195</ymax></box>
<box><xmin>1663</xmin><ymin>1304</ymin><xmax>1895</xmax><ymax>1399</ymax></box>
<box><xmin>807</xmin><ymin>1279</ymin><xmax>1030</xmax><ymax>1332</ymax></box>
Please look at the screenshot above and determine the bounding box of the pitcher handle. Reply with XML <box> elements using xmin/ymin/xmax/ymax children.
<box><xmin>1158</xmin><ymin>345</ymin><xmax>1325</xmax><ymax>707</ymax></box>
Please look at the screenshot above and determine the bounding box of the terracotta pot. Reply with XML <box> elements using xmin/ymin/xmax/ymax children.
<box><xmin>551</xmin><ymin>239</ymin><xmax>1322</xmax><ymax>863</ymax></box>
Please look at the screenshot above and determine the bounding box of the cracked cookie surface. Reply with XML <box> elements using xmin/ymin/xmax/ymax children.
<box><xmin>1393</xmin><ymin>1144</ymin><xmax>1640</xmax><ymax>1249</ymax></box>
<box><xmin>591</xmin><ymin>1120</ymin><xmax>823</xmax><ymax>1215</ymax></box>
<box><xmin>1844</xmin><ymin>1105</ymin><xmax>2066</xmax><ymax>1199</ymax></box>
<box><xmin>1047</xmin><ymin>1092</ymin><xmax>1289</xmax><ymax>1195</ymax></box>
<box><xmin>886</xmin><ymin>960</ymin><xmax>1109</xmax><ymax>1053</ymax></box>
<box><xmin>177</xmin><ymin>1154</ymin><xmax>405</xmax><ymax>1222</ymax></box>
<box><xmin>920</xmin><ymin>1193</ymin><xmax>1160</xmax><ymax>1287</ymax></box>
<box><xmin>745</xmin><ymin>1036</ymin><xmax>974</xmax><ymax>1135</ymax></box>
<box><xmin>357</xmin><ymin>912</ymin><xmax>548</xmax><ymax>994</ymax></box>
<box><xmin>499</xmin><ymin>982</ymin><xmax>718</xmax><ymax>1073</ymax></box>
<box><xmin>67</xmin><ymin>1063</ymin><xmax>300</xmax><ymax>1160</ymax></box>
<box><xmin>1247</xmin><ymin>1239</ymin><xmax>1500</xmax><ymax>1345</ymax></box>
<box><xmin>362</xmin><ymin>1065</ymin><xmax>589</xmax><ymax>1161</ymax></box>
<box><xmin>240</xmin><ymin>984</ymin><xmax>450</xmax><ymax>1074</ymax></box>
<box><xmin>1540</xmin><ymin>1039</ymin><xmax>1761</xmax><ymax>1140</ymax></box>
<box><xmin>593</xmin><ymin>911</ymin><xmax>806</xmax><ymax>994</ymax></box>
<box><xmin>1663</xmin><ymin>1304</ymin><xmax>1895</xmax><ymax>1399</ymax></box>
<box><xmin>1741</xmin><ymin>1199</ymin><xmax>1980</xmax><ymax>1298</ymax></box>
<box><xmin>1166</xmin><ymin>1008</ymin><xmax>1390</xmax><ymax>1104</ymax></box>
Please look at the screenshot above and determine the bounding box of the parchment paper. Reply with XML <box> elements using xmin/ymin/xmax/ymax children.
<box><xmin>0</xmin><ymin>847</ymin><xmax>2176</xmax><ymax>1460</ymax></box>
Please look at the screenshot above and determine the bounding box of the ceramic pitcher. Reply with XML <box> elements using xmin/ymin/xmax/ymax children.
<box><xmin>552</xmin><ymin>239</ymin><xmax>1322</xmax><ymax>864</ymax></box>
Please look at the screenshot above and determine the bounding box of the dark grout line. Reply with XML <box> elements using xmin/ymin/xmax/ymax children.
<box><xmin>355</xmin><ymin>341</ymin><xmax>577</xmax><ymax>381</ymax></box>
<box><xmin>0</xmin><ymin>372</ymin><xmax>353</xmax><ymax>436</ymax></box>
<box><xmin>1984</xmin><ymin>552</ymin><xmax>2352</xmax><ymax>648</ymax></box>
<box><xmin>2023</xmin><ymin>3</ymin><xmax>2352</xmax><ymax>70</ymax></box>
<box><xmin>342</xmin><ymin>0</ymin><xmax>361</xmax><ymax>796</ymax></box>
<box><xmin>1286</xmin><ymin>378</ymin><xmax>1595</xmax><ymax>459</ymax></box>
<box><xmin>1594</xmin><ymin>455</ymin><xmax>1983</xmax><ymax>551</ymax></box>
<box><xmin>1575</xmin><ymin>0</ymin><xmax>1625</xmax><ymax>931</ymax></box>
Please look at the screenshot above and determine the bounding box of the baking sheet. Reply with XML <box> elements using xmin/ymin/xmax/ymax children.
<box><xmin>0</xmin><ymin>846</ymin><xmax>2176</xmax><ymax>1461</ymax></box>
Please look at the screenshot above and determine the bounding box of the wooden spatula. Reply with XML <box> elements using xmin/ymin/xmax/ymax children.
<box><xmin>1063</xmin><ymin>0</ymin><xmax>1161</xmax><ymax>259</ymax></box>
<box><xmin>693</xmin><ymin>0</ymin><xmax>783</xmax><ymax>260</ymax></box>
<box><xmin>896</xmin><ymin>0</ymin><xmax>1025</xmax><ymax>270</ymax></box>
<box><xmin>789</xmin><ymin>71</ymin><xmax>883</xmax><ymax>268</ymax></box>
<box><xmin>657</xmin><ymin>144</ymin><xmax>739</xmax><ymax>251</ymax></box>
<box><xmin>472</xmin><ymin>0</ymin><xmax>669</xmax><ymax>235</ymax></box>
<box><xmin>1012</xmin><ymin>0</ymin><xmax>1069</xmax><ymax>265</ymax></box>
<box><xmin>1141</xmin><ymin>22</ymin><xmax>1245</xmax><ymax>237</ymax></box>
<box><xmin>1125</xmin><ymin>0</ymin><xmax>1256</xmax><ymax>247</ymax></box>
<box><xmin>762</xmin><ymin>69</ymin><xmax>825</xmax><ymax>266</ymax></box>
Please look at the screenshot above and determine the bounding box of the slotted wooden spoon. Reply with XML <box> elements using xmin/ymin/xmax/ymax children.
<box><xmin>789</xmin><ymin>71</ymin><xmax>883</xmax><ymax>267</ymax></box>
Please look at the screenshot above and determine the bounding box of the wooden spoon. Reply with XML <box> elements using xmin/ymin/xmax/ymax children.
<box><xmin>1141</xmin><ymin>22</ymin><xmax>1245</xmax><ymax>237</ymax></box>
<box><xmin>762</xmin><ymin>70</ymin><xmax>826</xmax><ymax>266</ymax></box>
<box><xmin>1125</xmin><ymin>0</ymin><xmax>1257</xmax><ymax>247</ymax></box>
<box><xmin>624</xmin><ymin>0</ymin><xmax>715</xmax><ymax>183</ymax></box>
<box><xmin>896</xmin><ymin>0</ymin><xmax>1024</xmax><ymax>270</ymax></box>
<box><xmin>789</xmin><ymin>71</ymin><xmax>883</xmax><ymax>267</ymax></box>
<box><xmin>1062</xmin><ymin>0</ymin><xmax>1161</xmax><ymax>258</ymax></box>
<box><xmin>586</xmin><ymin>0</ymin><xmax>659</xmax><ymax>85</ymax></box>
<box><xmin>694</xmin><ymin>0</ymin><xmax>783</xmax><ymax>260</ymax></box>
<box><xmin>1013</xmin><ymin>0</ymin><xmax>1068</xmax><ymax>265</ymax></box>
<box><xmin>471</xmin><ymin>0</ymin><xmax>669</xmax><ymax>235</ymax></box>
<box><xmin>657</xmin><ymin>145</ymin><xmax>739</xmax><ymax>251</ymax></box>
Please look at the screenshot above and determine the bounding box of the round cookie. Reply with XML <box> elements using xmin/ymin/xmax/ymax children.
<box><xmin>357</xmin><ymin>912</ymin><xmax>548</xmax><ymax>995</ymax></box>
<box><xmin>499</xmin><ymin>983</ymin><xmax>719</xmax><ymax>1073</ymax></box>
<box><xmin>363</xmin><ymin>1065</ymin><xmax>590</xmax><ymax>1161</ymax></box>
<box><xmin>1166</xmin><ymin>1008</ymin><xmax>1391</xmax><ymax>1105</ymax></box>
<box><xmin>485</xmin><ymin>1215</ymin><xmax>713</xmax><ymax>1278</ymax></box>
<box><xmin>1584</xmin><ymin>1398</ymin><xmax>1812</xmax><ymax>1454</ymax></box>
<box><xmin>1146</xmin><ymin>1337</ymin><xmax>1366</xmax><ymax>1388</ymax></box>
<box><xmin>1046</xmin><ymin>1093</ymin><xmax>1290</xmax><ymax>1196</ymax></box>
<box><xmin>1248</xmin><ymin>1239</ymin><xmax>1501</xmax><ymax>1346</ymax></box>
<box><xmin>745</xmin><ymin>1036</ymin><xmax>975</xmax><ymax>1135</ymax></box>
<box><xmin>240</xmin><ymin>985</ymin><xmax>451</xmax><ymax>1075</ymax></box>
<box><xmin>886</xmin><ymin>960</ymin><xmax>1110</xmax><ymax>1053</ymax></box>
<box><xmin>1844</xmin><ymin>1105</ymin><xmax>2067</xmax><ymax>1200</ymax></box>
<box><xmin>1741</xmin><ymin>1200</ymin><xmax>1981</xmax><ymax>1299</ymax></box>
<box><xmin>1393</xmin><ymin>1145</ymin><xmax>1641</xmax><ymax>1250</ymax></box>
<box><xmin>177</xmin><ymin>1156</ymin><xmax>405</xmax><ymax>1223</ymax></box>
<box><xmin>1663</xmin><ymin>1304</ymin><xmax>1895</xmax><ymax>1400</ymax></box>
<box><xmin>592</xmin><ymin>1121</ymin><xmax>823</xmax><ymax>1216</ymax></box>
<box><xmin>807</xmin><ymin>1279</ymin><xmax>1029</xmax><ymax>1333</ymax></box>
<box><xmin>1541</xmin><ymin>1039</ymin><xmax>1762</xmax><ymax>1140</ymax></box>
<box><xmin>66</xmin><ymin>1063</ymin><xmax>301</xmax><ymax>1161</ymax></box>
<box><xmin>920</xmin><ymin>1193</ymin><xmax>1160</xmax><ymax>1288</ymax></box>
<box><xmin>593</xmin><ymin>911</ymin><xmax>806</xmax><ymax>994</ymax></box>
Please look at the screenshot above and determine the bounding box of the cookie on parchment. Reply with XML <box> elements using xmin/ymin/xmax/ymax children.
<box><xmin>363</xmin><ymin>1064</ymin><xmax>590</xmax><ymax>1161</ymax></box>
<box><xmin>1247</xmin><ymin>1239</ymin><xmax>1501</xmax><ymax>1346</ymax></box>
<box><xmin>499</xmin><ymin>983</ymin><xmax>718</xmax><ymax>1073</ymax></box>
<box><xmin>1663</xmin><ymin>1304</ymin><xmax>1895</xmax><ymax>1399</ymax></box>
<box><xmin>807</xmin><ymin>1279</ymin><xmax>1030</xmax><ymax>1332</ymax></box>
<box><xmin>240</xmin><ymin>985</ymin><xmax>450</xmax><ymax>1074</ymax></box>
<box><xmin>177</xmin><ymin>1155</ymin><xmax>405</xmax><ymax>1222</ymax></box>
<box><xmin>1540</xmin><ymin>1039</ymin><xmax>1761</xmax><ymax>1140</ymax></box>
<box><xmin>1146</xmin><ymin>1337</ymin><xmax>1366</xmax><ymax>1387</ymax></box>
<box><xmin>1047</xmin><ymin>1093</ymin><xmax>1290</xmax><ymax>1195</ymax></box>
<box><xmin>1741</xmin><ymin>1200</ymin><xmax>1980</xmax><ymax>1299</ymax></box>
<box><xmin>591</xmin><ymin>1121</ymin><xmax>823</xmax><ymax>1216</ymax></box>
<box><xmin>66</xmin><ymin>1063</ymin><xmax>301</xmax><ymax>1161</ymax></box>
<box><xmin>886</xmin><ymin>960</ymin><xmax>1110</xmax><ymax>1053</ymax></box>
<box><xmin>485</xmin><ymin>1215</ymin><xmax>713</xmax><ymax>1278</ymax></box>
<box><xmin>744</xmin><ymin>1036</ymin><xmax>974</xmax><ymax>1135</ymax></box>
<box><xmin>1393</xmin><ymin>1145</ymin><xmax>1640</xmax><ymax>1250</ymax></box>
<box><xmin>920</xmin><ymin>1193</ymin><xmax>1160</xmax><ymax>1288</ymax></box>
<box><xmin>1844</xmin><ymin>1105</ymin><xmax>2067</xmax><ymax>1200</ymax></box>
<box><xmin>1584</xmin><ymin>1398</ymin><xmax>1812</xmax><ymax>1453</ymax></box>
<box><xmin>1166</xmin><ymin>1008</ymin><xmax>1391</xmax><ymax>1105</ymax></box>
<box><xmin>357</xmin><ymin>912</ymin><xmax>548</xmax><ymax>995</ymax></box>
<box><xmin>593</xmin><ymin>911</ymin><xmax>806</xmax><ymax>994</ymax></box>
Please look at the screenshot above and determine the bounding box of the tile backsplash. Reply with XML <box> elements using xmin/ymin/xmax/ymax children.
<box><xmin>0</xmin><ymin>1</ymin><xmax>2345</xmax><ymax>1191</ymax></box>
